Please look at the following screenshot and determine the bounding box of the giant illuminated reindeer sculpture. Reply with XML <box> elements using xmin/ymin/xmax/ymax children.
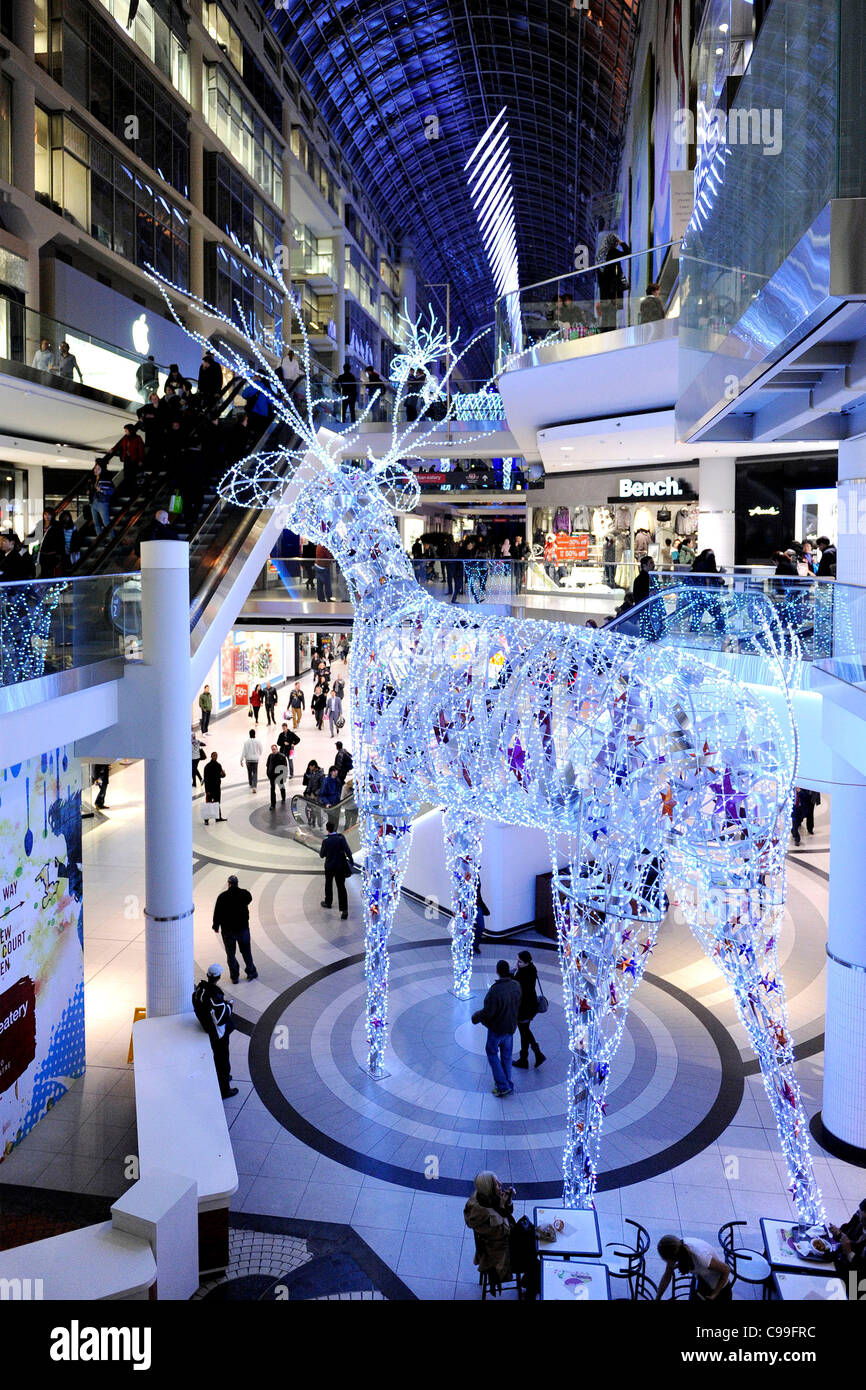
<box><xmin>151</xmin><ymin>271</ymin><xmax>824</xmax><ymax>1222</ymax></box>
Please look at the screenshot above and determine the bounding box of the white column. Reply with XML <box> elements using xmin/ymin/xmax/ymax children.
<box><xmin>835</xmin><ymin>436</ymin><xmax>866</xmax><ymax>586</ymax></box>
<box><xmin>697</xmin><ymin>455</ymin><xmax>736</xmax><ymax>568</ymax></box>
<box><xmin>141</xmin><ymin>541</ymin><xmax>194</xmax><ymax>1017</ymax></box>
<box><xmin>822</xmin><ymin>762</ymin><xmax>866</xmax><ymax>1153</ymax></box>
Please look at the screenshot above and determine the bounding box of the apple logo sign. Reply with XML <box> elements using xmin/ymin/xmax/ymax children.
<box><xmin>132</xmin><ymin>312</ymin><xmax>150</xmax><ymax>356</ymax></box>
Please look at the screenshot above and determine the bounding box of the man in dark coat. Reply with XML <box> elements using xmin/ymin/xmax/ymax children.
<box><xmin>202</xmin><ymin>751</ymin><xmax>226</xmax><ymax>821</ymax></box>
<box><xmin>266</xmin><ymin>744</ymin><xmax>289</xmax><ymax>808</ymax></box>
<box><xmin>212</xmin><ymin>874</ymin><xmax>257</xmax><ymax>983</ymax></box>
<box><xmin>319</xmin><ymin>820</ymin><xmax>355</xmax><ymax>919</ymax></box>
<box><xmin>471</xmin><ymin>960</ymin><xmax>522</xmax><ymax>1097</ymax></box>
<box><xmin>192</xmin><ymin>964</ymin><xmax>237</xmax><ymax>1098</ymax></box>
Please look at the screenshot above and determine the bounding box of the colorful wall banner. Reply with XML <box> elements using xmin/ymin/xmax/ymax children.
<box><xmin>0</xmin><ymin>747</ymin><xmax>85</xmax><ymax>1161</ymax></box>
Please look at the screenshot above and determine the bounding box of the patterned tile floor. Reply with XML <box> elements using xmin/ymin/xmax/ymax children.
<box><xmin>1</xmin><ymin>665</ymin><xmax>861</xmax><ymax>1301</ymax></box>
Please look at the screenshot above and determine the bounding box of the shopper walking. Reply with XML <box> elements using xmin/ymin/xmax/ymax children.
<box><xmin>198</xmin><ymin>684</ymin><xmax>213</xmax><ymax>733</ymax></box>
<box><xmin>249</xmin><ymin>683</ymin><xmax>262</xmax><ymax>724</ymax></box>
<box><xmin>792</xmin><ymin>786</ymin><xmax>819</xmax><ymax>845</ymax></box>
<box><xmin>287</xmin><ymin>682</ymin><xmax>305</xmax><ymax>728</ymax></box>
<box><xmin>92</xmin><ymin>763</ymin><xmax>110</xmax><ymax>809</ymax></box>
<box><xmin>212</xmin><ymin>874</ymin><xmax>258</xmax><ymax>982</ymax></box>
<box><xmin>36</xmin><ymin>508</ymin><xmax>67</xmax><ymax>578</ymax></box>
<box><xmin>266</xmin><ymin>744</ymin><xmax>288</xmax><ymax>809</ymax></box>
<box><xmin>192</xmin><ymin>965</ymin><xmax>237</xmax><ymax>1098</ymax></box>
<box><xmin>334</xmin><ymin>742</ymin><xmax>353</xmax><ymax>783</ymax></box>
<box><xmin>202</xmin><ymin>751</ymin><xmax>226</xmax><ymax>822</ymax></box>
<box><xmin>512</xmin><ymin>950</ymin><xmax>546</xmax><ymax>1068</ymax></box>
<box><xmin>240</xmin><ymin>727</ymin><xmax>263</xmax><ymax>791</ymax></box>
<box><xmin>319</xmin><ymin>819</ymin><xmax>355</xmax><ymax>918</ymax></box>
<box><xmin>311</xmin><ymin>683</ymin><xmax>327</xmax><ymax>730</ymax></box>
<box><xmin>192</xmin><ymin>731</ymin><xmax>206</xmax><ymax>787</ymax></box>
<box><xmin>326</xmin><ymin>687</ymin><xmax>343</xmax><ymax>738</ymax></box>
<box><xmin>471</xmin><ymin>960</ymin><xmax>522</xmax><ymax>1097</ymax></box>
<box><xmin>135</xmin><ymin>354</ymin><xmax>159</xmax><ymax>401</ymax></box>
<box><xmin>263</xmin><ymin>681</ymin><xmax>278</xmax><ymax>726</ymax></box>
<box><xmin>53</xmin><ymin>341</ymin><xmax>83</xmax><ymax>382</ymax></box>
<box><xmin>276</xmin><ymin>722</ymin><xmax>300</xmax><ymax>776</ymax></box>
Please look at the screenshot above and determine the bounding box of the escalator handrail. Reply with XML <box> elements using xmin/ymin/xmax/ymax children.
<box><xmin>187</xmin><ymin>420</ymin><xmax>300</xmax><ymax>632</ymax></box>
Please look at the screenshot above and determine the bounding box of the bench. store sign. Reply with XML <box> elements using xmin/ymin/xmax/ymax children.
<box><xmin>0</xmin><ymin>748</ymin><xmax>85</xmax><ymax>1160</ymax></box>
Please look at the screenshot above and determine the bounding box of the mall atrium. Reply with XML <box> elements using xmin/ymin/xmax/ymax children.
<box><xmin>0</xmin><ymin>0</ymin><xmax>864</xmax><ymax>1337</ymax></box>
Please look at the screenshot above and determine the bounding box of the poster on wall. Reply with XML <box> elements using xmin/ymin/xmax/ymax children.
<box><xmin>219</xmin><ymin>633</ymin><xmax>284</xmax><ymax>710</ymax></box>
<box><xmin>0</xmin><ymin>747</ymin><xmax>85</xmax><ymax>1161</ymax></box>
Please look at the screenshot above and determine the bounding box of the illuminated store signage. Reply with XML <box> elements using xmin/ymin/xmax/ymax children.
<box><xmin>618</xmin><ymin>476</ymin><xmax>693</xmax><ymax>499</ymax></box>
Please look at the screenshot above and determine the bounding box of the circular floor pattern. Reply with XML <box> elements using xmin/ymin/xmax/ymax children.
<box><xmin>250</xmin><ymin>938</ymin><xmax>744</xmax><ymax>1198</ymax></box>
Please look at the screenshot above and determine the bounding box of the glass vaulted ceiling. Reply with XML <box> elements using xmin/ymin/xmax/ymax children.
<box><xmin>263</xmin><ymin>1</ymin><xmax>639</xmax><ymax>344</ymax></box>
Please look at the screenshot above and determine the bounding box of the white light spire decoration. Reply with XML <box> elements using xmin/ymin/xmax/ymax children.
<box><xmin>151</xmin><ymin>266</ymin><xmax>825</xmax><ymax>1226</ymax></box>
<box><xmin>465</xmin><ymin>107</ymin><xmax>522</xmax><ymax>355</ymax></box>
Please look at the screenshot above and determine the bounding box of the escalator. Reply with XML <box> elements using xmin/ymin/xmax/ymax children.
<box><xmin>43</xmin><ymin>375</ymin><xmax>303</xmax><ymax>658</ymax></box>
<box><xmin>289</xmin><ymin>786</ymin><xmax>360</xmax><ymax>855</ymax></box>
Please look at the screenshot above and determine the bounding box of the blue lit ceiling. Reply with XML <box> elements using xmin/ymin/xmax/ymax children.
<box><xmin>262</xmin><ymin>1</ymin><xmax>640</xmax><ymax>350</ymax></box>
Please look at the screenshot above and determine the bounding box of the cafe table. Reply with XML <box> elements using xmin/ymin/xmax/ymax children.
<box><xmin>760</xmin><ymin>1218</ymin><xmax>836</xmax><ymax>1273</ymax></box>
<box><xmin>541</xmin><ymin>1256</ymin><xmax>611</xmax><ymax>1302</ymax></box>
<box><xmin>772</xmin><ymin>1269</ymin><xmax>846</xmax><ymax>1301</ymax></box>
<box><xmin>533</xmin><ymin>1206</ymin><xmax>602</xmax><ymax>1257</ymax></box>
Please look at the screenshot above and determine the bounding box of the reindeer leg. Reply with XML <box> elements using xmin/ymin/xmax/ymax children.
<box><xmin>548</xmin><ymin>829</ymin><xmax>664</xmax><ymax>1208</ymax></box>
<box><xmin>673</xmin><ymin>853</ymin><xmax>825</xmax><ymax>1227</ymax></box>
<box><xmin>360</xmin><ymin>807</ymin><xmax>414</xmax><ymax>1078</ymax></box>
<box><xmin>442</xmin><ymin>806</ymin><xmax>484</xmax><ymax>998</ymax></box>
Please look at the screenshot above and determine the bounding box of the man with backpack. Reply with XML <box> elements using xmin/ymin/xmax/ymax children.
<box><xmin>192</xmin><ymin>964</ymin><xmax>238</xmax><ymax>1099</ymax></box>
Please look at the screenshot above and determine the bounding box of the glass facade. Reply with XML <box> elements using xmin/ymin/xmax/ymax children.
<box><xmin>35</xmin><ymin>107</ymin><xmax>189</xmax><ymax>287</ymax></box>
<box><xmin>204</xmin><ymin>151</ymin><xmax>282</xmax><ymax>270</ymax></box>
<box><xmin>345</xmin><ymin>245</ymin><xmax>377</xmax><ymax>317</ymax></box>
<box><xmin>203</xmin><ymin>1</ymin><xmax>243</xmax><ymax>74</ymax></box>
<box><xmin>34</xmin><ymin>0</ymin><xmax>190</xmax><ymax>198</ymax></box>
<box><xmin>290</xmin><ymin>126</ymin><xmax>339</xmax><ymax>213</ymax></box>
<box><xmin>205</xmin><ymin>63</ymin><xmax>283</xmax><ymax>206</ymax></box>
<box><xmin>204</xmin><ymin>241</ymin><xmax>281</xmax><ymax>344</ymax></box>
<box><xmin>290</xmin><ymin>220</ymin><xmax>335</xmax><ymax>279</ymax></box>
<box><xmin>96</xmin><ymin>0</ymin><xmax>190</xmax><ymax>101</ymax></box>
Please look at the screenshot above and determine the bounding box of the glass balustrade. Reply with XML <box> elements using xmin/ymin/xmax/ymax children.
<box><xmin>0</xmin><ymin>572</ymin><xmax>142</xmax><ymax>691</ymax></box>
<box><xmin>0</xmin><ymin>292</ymin><xmax>171</xmax><ymax>402</ymax></box>
<box><xmin>495</xmin><ymin>240</ymin><xmax>681</xmax><ymax>368</ymax></box>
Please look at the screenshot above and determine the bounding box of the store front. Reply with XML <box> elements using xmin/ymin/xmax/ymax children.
<box><xmin>734</xmin><ymin>453</ymin><xmax>837</xmax><ymax>564</ymax></box>
<box><xmin>531</xmin><ymin>464</ymin><xmax>700</xmax><ymax>597</ymax></box>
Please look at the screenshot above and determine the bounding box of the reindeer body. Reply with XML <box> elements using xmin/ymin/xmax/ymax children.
<box><xmin>282</xmin><ymin>461</ymin><xmax>824</xmax><ymax>1222</ymax></box>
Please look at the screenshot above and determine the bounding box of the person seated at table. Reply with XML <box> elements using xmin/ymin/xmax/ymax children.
<box><xmin>829</xmin><ymin>1197</ymin><xmax>866</xmax><ymax>1283</ymax></box>
<box><xmin>463</xmin><ymin>1171</ymin><xmax>539</xmax><ymax>1298</ymax></box>
<box><xmin>656</xmin><ymin>1234</ymin><xmax>732</xmax><ymax>1301</ymax></box>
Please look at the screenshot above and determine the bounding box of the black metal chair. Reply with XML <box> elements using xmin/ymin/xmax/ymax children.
<box><xmin>605</xmin><ymin>1218</ymin><xmax>651</xmax><ymax>1299</ymax></box>
<box><xmin>668</xmin><ymin>1270</ymin><xmax>696</xmax><ymax>1299</ymax></box>
<box><xmin>718</xmin><ymin>1221</ymin><xmax>773</xmax><ymax>1299</ymax></box>
<box><xmin>479</xmin><ymin>1267</ymin><xmax>524</xmax><ymax>1300</ymax></box>
<box><xmin>474</xmin><ymin>1235</ymin><xmax>524</xmax><ymax>1299</ymax></box>
<box><xmin>632</xmin><ymin>1269</ymin><xmax>659</xmax><ymax>1300</ymax></box>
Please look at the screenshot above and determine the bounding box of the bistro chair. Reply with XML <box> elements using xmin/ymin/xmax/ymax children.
<box><xmin>605</xmin><ymin>1218</ymin><xmax>651</xmax><ymax>1299</ymax></box>
<box><xmin>718</xmin><ymin>1220</ymin><xmax>773</xmax><ymax>1299</ymax></box>
<box><xmin>474</xmin><ymin>1235</ymin><xmax>524</xmax><ymax>1300</ymax></box>
<box><xmin>632</xmin><ymin>1270</ymin><xmax>660</xmax><ymax>1300</ymax></box>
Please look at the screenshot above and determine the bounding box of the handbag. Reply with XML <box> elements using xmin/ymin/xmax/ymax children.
<box><xmin>336</xmin><ymin>715</ymin><xmax>345</xmax><ymax>729</ymax></box>
<box><xmin>535</xmin><ymin>977</ymin><xmax>549</xmax><ymax>1014</ymax></box>
<box><xmin>168</xmin><ymin>491</ymin><xmax>183</xmax><ymax>515</ymax></box>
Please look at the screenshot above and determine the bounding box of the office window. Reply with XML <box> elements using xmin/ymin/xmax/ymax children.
<box><xmin>34</xmin><ymin>107</ymin><xmax>188</xmax><ymax>286</ymax></box>
<box><xmin>204</xmin><ymin>151</ymin><xmax>282</xmax><ymax>268</ymax></box>
<box><xmin>203</xmin><ymin>1</ymin><xmax>243</xmax><ymax>73</ymax></box>
<box><xmin>205</xmin><ymin>64</ymin><xmax>283</xmax><ymax>206</ymax></box>
<box><xmin>97</xmin><ymin>0</ymin><xmax>191</xmax><ymax>99</ymax></box>
<box><xmin>204</xmin><ymin>241</ymin><xmax>281</xmax><ymax>344</ymax></box>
